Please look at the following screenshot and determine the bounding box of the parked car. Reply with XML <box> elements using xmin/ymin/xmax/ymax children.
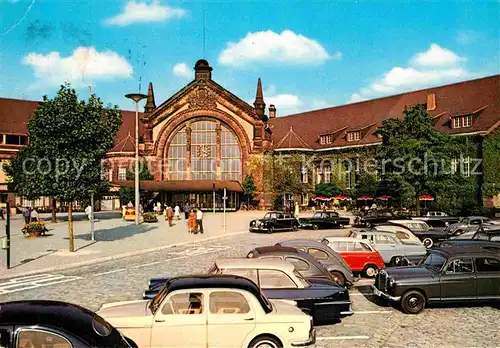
<box><xmin>298</xmin><ymin>211</ymin><xmax>350</xmax><ymax>230</ymax></box>
<box><xmin>0</xmin><ymin>300</ymin><xmax>137</xmax><ymax>348</ymax></box>
<box><xmin>275</xmin><ymin>239</ymin><xmax>356</xmax><ymax>286</ymax></box>
<box><xmin>386</xmin><ymin>220</ymin><xmax>449</xmax><ymax>248</ymax></box>
<box><xmin>249</xmin><ymin>211</ymin><xmax>300</xmax><ymax>233</ymax></box>
<box><xmin>471</xmin><ymin>225</ymin><xmax>500</xmax><ymax>242</ymax></box>
<box><xmin>450</xmin><ymin>222</ymin><xmax>497</xmax><ymax>239</ymax></box>
<box><xmin>245</xmin><ymin>246</ymin><xmax>346</xmax><ymax>286</ymax></box>
<box><xmin>354</xmin><ymin>210</ymin><xmax>410</xmax><ymax>227</ymax></box>
<box><xmin>437</xmin><ymin>239</ymin><xmax>500</xmax><ymax>252</ymax></box>
<box><xmin>102</xmin><ymin>275</ymin><xmax>315</xmax><ymax>348</ymax></box>
<box><xmin>371</xmin><ymin>224</ymin><xmax>423</xmax><ymax>245</ymax></box>
<box><xmin>443</xmin><ymin>216</ymin><xmax>499</xmax><ymax>236</ymax></box>
<box><xmin>321</xmin><ymin>237</ymin><xmax>385</xmax><ymax>277</ymax></box>
<box><xmin>145</xmin><ymin>261</ymin><xmax>351</xmax><ymax>324</ymax></box>
<box><xmin>414</xmin><ymin>212</ymin><xmax>460</xmax><ymax>228</ymax></box>
<box><xmin>372</xmin><ymin>246</ymin><xmax>500</xmax><ymax>314</ymax></box>
<box><xmin>346</xmin><ymin>230</ymin><xmax>427</xmax><ymax>266</ymax></box>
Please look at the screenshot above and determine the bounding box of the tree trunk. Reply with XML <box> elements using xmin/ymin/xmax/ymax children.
<box><xmin>51</xmin><ymin>198</ymin><xmax>57</xmax><ymax>223</ymax></box>
<box><xmin>415</xmin><ymin>193</ymin><xmax>421</xmax><ymax>217</ymax></box>
<box><xmin>68</xmin><ymin>203</ymin><xmax>75</xmax><ymax>252</ymax></box>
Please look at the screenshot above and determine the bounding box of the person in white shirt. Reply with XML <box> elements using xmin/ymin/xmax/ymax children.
<box><xmin>174</xmin><ymin>204</ymin><xmax>180</xmax><ymax>220</ymax></box>
<box><xmin>196</xmin><ymin>209</ymin><xmax>204</xmax><ymax>234</ymax></box>
<box><xmin>85</xmin><ymin>205</ymin><xmax>92</xmax><ymax>221</ymax></box>
<box><xmin>30</xmin><ymin>208</ymin><xmax>39</xmax><ymax>222</ymax></box>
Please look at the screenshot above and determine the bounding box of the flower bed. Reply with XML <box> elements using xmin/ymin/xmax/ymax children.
<box><xmin>21</xmin><ymin>221</ymin><xmax>49</xmax><ymax>237</ymax></box>
<box><xmin>142</xmin><ymin>212</ymin><xmax>158</xmax><ymax>223</ymax></box>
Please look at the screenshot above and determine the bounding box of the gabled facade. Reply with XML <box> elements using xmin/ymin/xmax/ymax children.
<box><xmin>0</xmin><ymin>61</ymin><xmax>498</xmax><ymax>212</ymax></box>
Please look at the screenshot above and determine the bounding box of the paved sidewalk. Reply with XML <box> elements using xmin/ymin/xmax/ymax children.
<box><xmin>0</xmin><ymin>210</ymin><xmax>265</xmax><ymax>279</ymax></box>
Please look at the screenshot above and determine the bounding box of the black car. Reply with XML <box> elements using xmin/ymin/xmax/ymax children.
<box><xmin>0</xmin><ymin>300</ymin><xmax>137</xmax><ymax>347</ymax></box>
<box><xmin>275</xmin><ymin>240</ymin><xmax>356</xmax><ymax>287</ymax></box>
<box><xmin>437</xmin><ymin>239</ymin><xmax>500</xmax><ymax>253</ymax></box>
<box><xmin>472</xmin><ymin>225</ymin><xmax>500</xmax><ymax>242</ymax></box>
<box><xmin>355</xmin><ymin>210</ymin><xmax>410</xmax><ymax>227</ymax></box>
<box><xmin>372</xmin><ymin>246</ymin><xmax>500</xmax><ymax>314</ymax></box>
<box><xmin>298</xmin><ymin>211</ymin><xmax>350</xmax><ymax>230</ymax></box>
<box><xmin>377</xmin><ymin>221</ymin><xmax>450</xmax><ymax>248</ymax></box>
<box><xmin>249</xmin><ymin>211</ymin><xmax>299</xmax><ymax>233</ymax></box>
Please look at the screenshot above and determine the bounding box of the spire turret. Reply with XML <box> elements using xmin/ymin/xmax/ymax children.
<box><xmin>145</xmin><ymin>82</ymin><xmax>156</xmax><ymax>112</ymax></box>
<box><xmin>253</xmin><ymin>77</ymin><xmax>265</xmax><ymax>118</ymax></box>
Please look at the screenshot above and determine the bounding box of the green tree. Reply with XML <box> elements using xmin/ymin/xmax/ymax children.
<box><xmin>3</xmin><ymin>84</ymin><xmax>122</xmax><ymax>251</ymax></box>
<box><xmin>126</xmin><ymin>160</ymin><xmax>154</xmax><ymax>180</ymax></box>
<box><xmin>119</xmin><ymin>187</ymin><xmax>135</xmax><ymax>206</ymax></box>
<box><xmin>377</xmin><ymin>104</ymin><xmax>462</xmax><ymax>216</ymax></box>
<box><xmin>315</xmin><ymin>183</ymin><xmax>340</xmax><ymax>197</ymax></box>
<box><xmin>242</xmin><ymin>174</ymin><xmax>256</xmax><ymax>205</ymax></box>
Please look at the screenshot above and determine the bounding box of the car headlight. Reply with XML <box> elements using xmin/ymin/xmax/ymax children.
<box><xmin>389</xmin><ymin>277</ymin><xmax>396</xmax><ymax>287</ymax></box>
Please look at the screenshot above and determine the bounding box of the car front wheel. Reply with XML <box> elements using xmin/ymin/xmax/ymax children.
<box><xmin>248</xmin><ymin>336</ymin><xmax>283</xmax><ymax>348</ymax></box>
<box><xmin>312</xmin><ymin>224</ymin><xmax>319</xmax><ymax>230</ymax></box>
<box><xmin>267</xmin><ymin>226</ymin><xmax>274</xmax><ymax>234</ymax></box>
<box><xmin>401</xmin><ymin>290</ymin><xmax>426</xmax><ymax>314</ymax></box>
<box><xmin>363</xmin><ymin>264</ymin><xmax>378</xmax><ymax>278</ymax></box>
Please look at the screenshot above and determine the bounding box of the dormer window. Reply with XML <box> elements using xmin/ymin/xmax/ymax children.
<box><xmin>347</xmin><ymin>131</ymin><xmax>361</xmax><ymax>142</ymax></box>
<box><xmin>452</xmin><ymin>115</ymin><xmax>472</xmax><ymax>129</ymax></box>
<box><xmin>320</xmin><ymin>135</ymin><xmax>332</xmax><ymax>145</ymax></box>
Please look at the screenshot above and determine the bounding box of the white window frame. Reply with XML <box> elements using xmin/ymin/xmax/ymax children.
<box><xmin>323</xmin><ymin>164</ymin><xmax>332</xmax><ymax>183</ymax></box>
<box><xmin>462</xmin><ymin>115</ymin><xmax>472</xmax><ymax>128</ymax></box>
<box><xmin>462</xmin><ymin>157</ymin><xmax>470</xmax><ymax>177</ymax></box>
<box><xmin>301</xmin><ymin>165</ymin><xmax>308</xmax><ymax>183</ymax></box>
<box><xmin>347</xmin><ymin>131</ymin><xmax>361</xmax><ymax>142</ymax></box>
<box><xmin>118</xmin><ymin>168</ymin><xmax>126</xmax><ymax>181</ymax></box>
<box><xmin>451</xmin><ymin>159</ymin><xmax>458</xmax><ymax>173</ymax></box>
<box><xmin>453</xmin><ymin>117</ymin><xmax>461</xmax><ymax>129</ymax></box>
<box><xmin>320</xmin><ymin>136</ymin><xmax>326</xmax><ymax>145</ymax></box>
<box><xmin>325</xmin><ymin>135</ymin><xmax>332</xmax><ymax>144</ymax></box>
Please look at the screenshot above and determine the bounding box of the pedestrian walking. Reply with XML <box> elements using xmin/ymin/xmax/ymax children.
<box><xmin>23</xmin><ymin>207</ymin><xmax>31</xmax><ymax>224</ymax></box>
<box><xmin>174</xmin><ymin>204</ymin><xmax>180</xmax><ymax>220</ymax></box>
<box><xmin>127</xmin><ymin>201</ymin><xmax>133</xmax><ymax>208</ymax></box>
<box><xmin>196</xmin><ymin>208</ymin><xmax>204</xmax><ymax>234</ymax></box>
<box><xmin>166</xmin><ymin>204</ymin><xmax>174</xmax><ymax>227</ymax></box>
<box><xmin>85</xmin><ymin>205</ymin><xmax>92</xmax><ymax>221</ymax></box>
<box><xmin>188</xmin><ymin>209</ymin><xmax>197</xmax><ymax>233</ymax></box>
<box><xmin>184</xmin><ymin>202</ymin><xmax>190</xmax><ymax>219</ymax></box>
<box><xmin>30</xmin><ymin>208</ymin><xmax>39</xmax><ymax>222</ymax></box>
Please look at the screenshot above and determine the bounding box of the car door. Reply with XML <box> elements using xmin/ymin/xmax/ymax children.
<box><xmin>474</xmin><ymin>257</ymin><xmax>500</xmax><ymax>300</ymax></box>
<box><xmin>257</xmin><ymin>269</ymin><xmax>302</xmax><ymax>300</ymax></box>
<box><xmin>150</xmin><ymin>290</ymin><xmax>207</xmax><ymax>348</ymax></box>
<box><xmin>207</xmin><ymin>290</ymin><xmax>256</xmax><ymax>348</ymax></box>
<box><xmin>338</xmin><ymin>242</ymin><xmax>364</xmax><ymax>271</ymax></box>
<box><xmin>14</xmin><ymin>327</ymin><xmax>76</xmax><ymax>348</ymax></box>
<box><xmin>439</xmin><ymin>257</ymin><xmax>477</xmax><ymax>301</ymax></box>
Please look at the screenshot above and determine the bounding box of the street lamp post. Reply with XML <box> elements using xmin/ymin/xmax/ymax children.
<box><xmin>125</xmin><ymin>93</ymin><xmax>148</xmax><ymax>225</ymax></box>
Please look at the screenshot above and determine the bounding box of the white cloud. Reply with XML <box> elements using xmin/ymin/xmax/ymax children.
<box><xmin>311</xmin><ymin>99</ymin><xmax>332</xmax><ymax>109</ymax></box>
<box><xmin>348</xmin><ymin>44</ymin><xmax>470</xmax><ymax>103</ymax></box>
<box><xmin>104</xmin><ymin>0</ymin><xmax>186</xmax><ymax>26</ymax></box>
<box><xmin>411</xmin><ymin>43</ymin><xmax>466</xmax><ymax>67</ymax></box>
<box><xmin>267</xmin><ymin>94</ymin><xmax>303</xmax><ymax>110</ymax></box>
<box><xmin>219</xmin><ymin>30</ymin><xmax>335</xmax><ymax>67</ymax></box>
<box><xmin>23</xmin><ymin>46</ymin><xmax>133</xmax><ymax>87</ymax></box>
<box><xmin>172</xmin><ymin>62</ymin><xmax>192</xmax><ymax>79</ymax></box>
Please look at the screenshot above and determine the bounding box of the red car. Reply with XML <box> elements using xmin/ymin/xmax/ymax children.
<box><xmin>322</xmin><ymin>237</ymin><xmax>385</xmax><ymax>277</ymax></box>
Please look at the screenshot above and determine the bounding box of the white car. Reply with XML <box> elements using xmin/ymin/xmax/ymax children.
<box><xmin>97</xmin><ymin>275</ymin><xmax>315</xmax><ymax>348</ymax></box>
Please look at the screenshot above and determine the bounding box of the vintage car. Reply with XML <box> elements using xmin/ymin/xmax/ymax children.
<box><xmin>321</xmin><ymin>237</ymin><xmax>385</xmax><ymax>277</ymax></box>
<box><xmin>275</xmin><ymin>240</ymin><xmax>356</xmax><ymax>287</ymax></box>
<box><xmin>145</xmin><ymin>259</ymin><xmax>352</xmax><ymax>324</ymax></box>
<box><xmin>386</xmin><ymin>220</ymin><xmax>449</xmax><ymax>248</ymax></box>
<box><xmin>0</xmin><ymin>300</ymin><xmax>137</xmax><ymax>348</ymax></box>
<box><xmin>444</xmin><ymin>216</ymin><xmax>500</xmax><ymax>236</ymax></box>
<box><xmin>246</xmin><ymin>246</ymin><xmax>348</xmax><ymax>286</ymax></box>
<box><xmin>414</xmin><ymin>212</ymin><xmax>460</xmax><ymax>228</ymax></box>
<box><xmin>372</xmin><ymin>247</ymin><xmax>500</xmax><ymax>314</ymax></box>
<box><xmin>371</xmin><ymin>224</ymin><xmax>423</xmax><ymax>245</ymax></box>
<box><xmin>101</xmin><ymin>275</ymin><xmax>315</xmax><ymax>348</ymax></box>
<box><xmin>471</xmin><ymin>225</ymin><xmax>500</xmax><ymax>242</ymax></box>
<box><xmin>437</xmin><ymin>239</ymin><xmax>500</xmax><ymax>252</ymax></box>
<box><xmin>249</xmin><ymin>211</ymin><xmax>300</xmax><ymax>233</ymax></box>
<box><xmin>346</xmin><ymin>230</ymin><xmax>427</xmax><ymax>266</ymax></box>
<box><xmin>354</xmin><ymin>210</ymin><xmax>411</xmax><ymax>227</ymax></box>
<box><xmin>298</xmin><ymin>211</ymin><xmax>350</xmax><ymax>230</ymax></box>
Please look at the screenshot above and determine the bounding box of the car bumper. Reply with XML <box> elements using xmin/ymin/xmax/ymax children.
<box><xmin>249</xmin><ymin>227</ymin><xmax>270</xmax><ymax>232</ymax></box>
<box><xmin>291</xmin><ymin>329</ymin><xmax>316</xmax><ymax>347</ymax></box>
<box><xmin>371</xmin><ymin>285</ymin><xmax>401</xmax><ymax>302</ymax></box>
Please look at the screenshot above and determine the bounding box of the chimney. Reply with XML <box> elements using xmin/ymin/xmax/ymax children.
<box><xmin>194</xmin><ymin>59</ymin><xmax>213</xmax><ymax>80</ymax></box>
<box><xmin>269</xmin><ymin>104</ymin><xmax>276</xmax><ymax>119</ymax></box>
<box><xmin>426</xmin><ymin>93</ymin><xmax>436</xmax><ymax>111</ymax></box>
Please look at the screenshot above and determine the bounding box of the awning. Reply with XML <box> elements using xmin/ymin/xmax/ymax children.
<box><xmin>114</xmin><ymin>180</ymin><xmax>243</xmax><ymax>193</ymax></box>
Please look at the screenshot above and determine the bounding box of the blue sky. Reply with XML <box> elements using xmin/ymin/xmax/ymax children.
<box><xmin>1</xmin><ymin>0</ymin><xmax>498</xmax><ymax>115</ymax></box>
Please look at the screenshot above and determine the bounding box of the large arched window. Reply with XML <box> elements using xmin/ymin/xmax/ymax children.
<box><xmin>167</xmin><ymin>119</ymin><xmax>242</xmax><ymax>181</ymax></box>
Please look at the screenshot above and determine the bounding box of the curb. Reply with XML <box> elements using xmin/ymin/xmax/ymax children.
<box><xmin>0</xmin><ymin>230</ymin><xmax>248</xmax><ymax>280</ymax></box>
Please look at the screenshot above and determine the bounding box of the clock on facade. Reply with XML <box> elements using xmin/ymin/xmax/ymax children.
<box><xmin>197</xmin><ymin>144</ymin><xmax>211</xmax><ymax>158</ymax></box>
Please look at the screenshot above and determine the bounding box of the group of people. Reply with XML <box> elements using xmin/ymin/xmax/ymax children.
<box><xmin>156</xmin><ymin>201</ymin><xmax>204</xmax><ymax>234</ymax></box>
<box><xmin>23</xmin><ymin>207</ymin><xmax>39</xmax><ymax>224</ymax></box>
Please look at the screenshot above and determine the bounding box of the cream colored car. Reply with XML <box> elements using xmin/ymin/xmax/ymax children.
<box><xmin>97</xmin><ymin>275</ymin><xmax>315</xmax><ymax>348</ymax></box>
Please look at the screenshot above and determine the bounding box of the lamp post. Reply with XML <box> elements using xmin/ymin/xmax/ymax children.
<box><xmin>125</xmin><ymin>93</ymin><xmax>148</xmax><ymax>225</ymax></box>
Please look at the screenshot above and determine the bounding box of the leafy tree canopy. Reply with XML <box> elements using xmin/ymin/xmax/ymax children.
<box><xmin>242</xmin><ymin>175</ymin><xmax>256</xmax><ymax>197</ymax></box>
<box><xmin>126</xmin><ymin>160</ymin><xmax>154</xmax><ymax>181</ymax></box>
<box><xmin>315</xmin><ymin>183</ymin><xmax>340</xmax><ymax>197</ymax></box>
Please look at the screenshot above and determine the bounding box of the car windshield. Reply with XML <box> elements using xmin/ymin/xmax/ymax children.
<box><xmin>149</xmin><ymin>284</ymin><xmax>168</xmax><ymax>314</ymax></box>
<box><xmin>313</xmin><ymin>213</ymin><xmax>322</xmax><ymax>218</ymax></box>
<box><xmin>293</xmin><ymin>269</ymin><xmax>310</xmax><ymax>288</ymax></box>
<box><xmin>423</xmin><ymin>252</ymin><xmax>447</xmax><ymax>270</ymax></box>
<box><xmin>264</xmin><ymin>213</ymin><xmax>276</xmax><ymax>219</ymax></box>
<box><xmin>207</xmin><ymin>263</ymin><xmax>220</xmax><ymax>274</ymax></box>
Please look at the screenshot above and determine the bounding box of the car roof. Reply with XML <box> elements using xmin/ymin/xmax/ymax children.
<box><xmin>387</xmin><ymin>219</ymin><xmax>424</xmax><ymax>224</ymax></box>
<box><xmin>351</xmin><ymin>230</ymin><xmax>396</xmax><ymax>237</ymax></box>
<box><xmin>278</xmin><ymin>239</ymin><xmax>330</xmax><ymax>248</ymax></box>
<box><xmin>313</xmin><ymin>210</ymin><xmax>338</xmax><ymax>213</ymax></box>
<box><xmin>216</xmin><ymin>258</ymin><xmax>295</xmax><ymax>271</ymax></box>
<box><xmin>265</xmin><ymin>211</ymin><xmax>287</xmax><ymax>214</ymax></box>
<box><xmin>464</xmin><ymin>216</ymin><xmax>489</xmax><ymax>219</ymax></box>
<box><xmin>165</xmin><ymin>275</ymin><xmax>271</xmax><ymax>312</ymax></box>
<box><xmin>0</xmin><ymin>300</ymin><xmax>123</xmax><ymax>346</ymax></box>
<box><xmin>479</xmin><ymin>226</ymin><xmax>500</xmax><ymax>233</ymax></box>
<box><xmin>253</xmin><ymin>246</ymin><xmax>299</xmax><ymax>254</ymax></box>
<box><xmin>433</xmin><ymin>246</ymin><xmax>500</xmax><ymax>258</ymax></box>
<box><xmin>324</xmin><ymin>236</ymin><xmax>369</xmax><ymax>243</ymax></box>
